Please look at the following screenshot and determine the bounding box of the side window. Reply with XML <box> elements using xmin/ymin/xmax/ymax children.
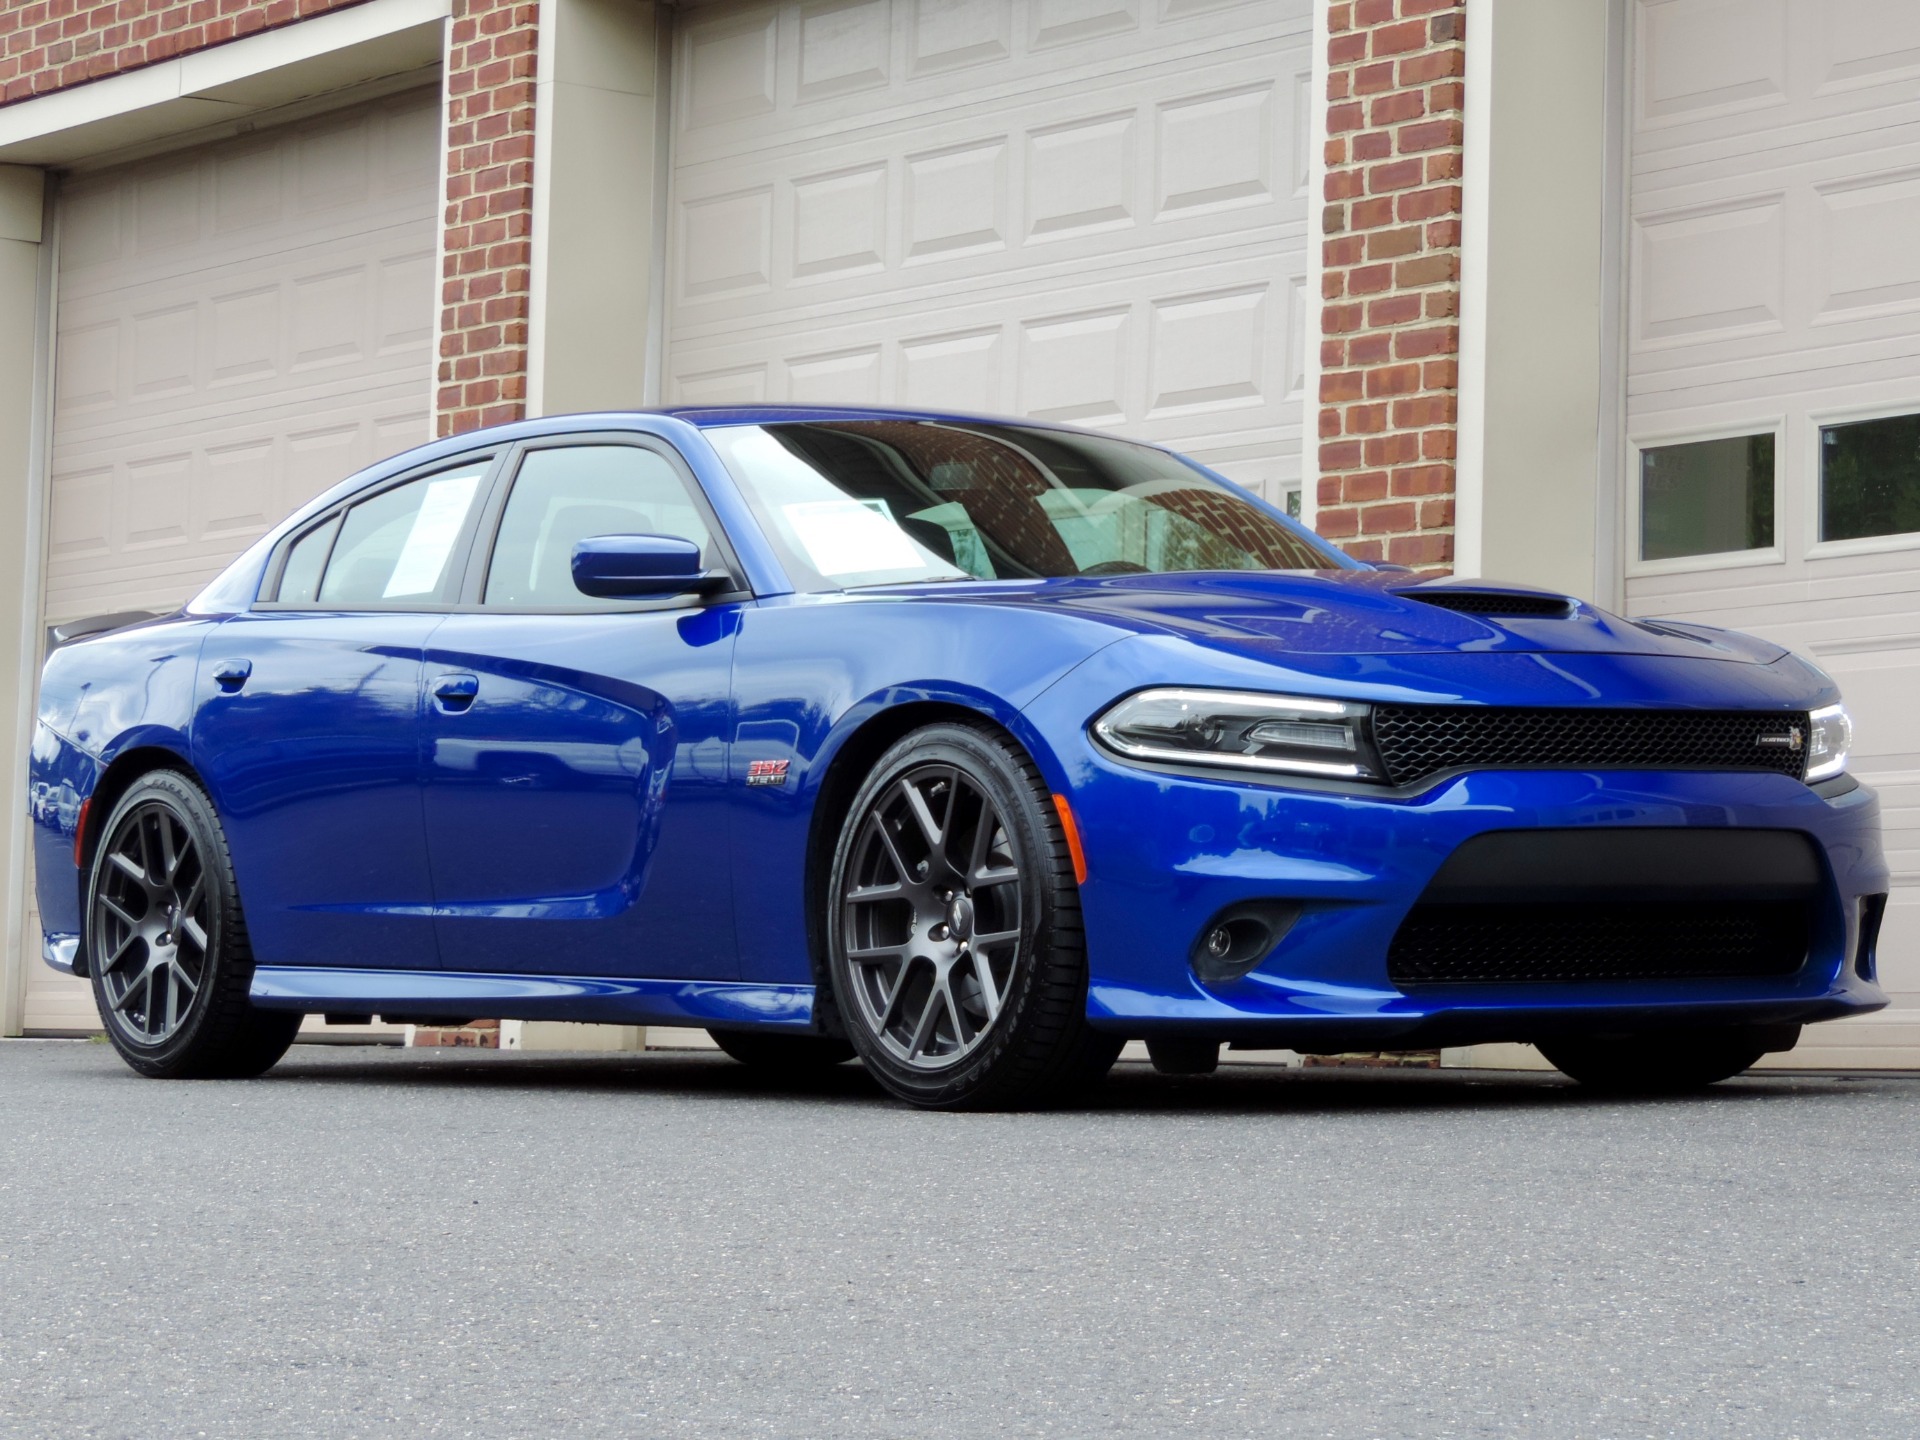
<box><xmin>275</xmin><ymin>516</ymin><xmax>339</xmax><ymax>604</ymax></box>
<box><xmin>483</xmin><ymin>445</ymin><xmax>719</xmax><ymax>606</ymax></box>
<box><xmin>313</xmin><ymin>463</ymin><xmax>489</xmax><ymax>607</ymax></box>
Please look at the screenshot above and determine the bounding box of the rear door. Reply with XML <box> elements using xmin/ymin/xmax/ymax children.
<box><xmin>419</xmin><ymin>436</ymin><xmax>743</xmax><ymax>978</ymax></box>
<box><xmin>190</xmin><ymin>454</ymin><xmax>496</xmax><ymax>971</ymax></box>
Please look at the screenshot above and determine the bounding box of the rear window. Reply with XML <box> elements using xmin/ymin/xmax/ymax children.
<box><xmin>275</xmin><ymin>462</ymin><xmax>489</xmax><ymax>607</ymax></box>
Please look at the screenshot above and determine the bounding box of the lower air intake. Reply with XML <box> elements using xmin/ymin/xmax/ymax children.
<box><xmin>1387</xmin><ymin>899</ymin><xmax>1812</xmax><ymax>986</ymax></box>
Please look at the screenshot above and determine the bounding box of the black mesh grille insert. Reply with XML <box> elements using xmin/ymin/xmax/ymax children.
<box><xmin>1388</xmin><ymin>900</ymin><xmax>1812</xmax><ymax>986</ymax></box>
<box><xmin>1397</xmin><ymin>590</ymin><xmax>1574</xmax><ymax>617</ymax></box>
<box><xmin>1370</xmin><ymin>706</ymin><xmax>1811</xmax><ymax>787</ymax></box>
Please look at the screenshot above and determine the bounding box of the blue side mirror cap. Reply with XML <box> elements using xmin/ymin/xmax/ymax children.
<box><xmin>571</xmin><ymin>534</ymin><xmax>727</xmax><ymax>599</ymax></box>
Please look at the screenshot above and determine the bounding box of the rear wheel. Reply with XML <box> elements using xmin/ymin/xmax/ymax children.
<box><xmin>1537</xmin><ymin>1025</ymin><xmax>1796</xmax><ymax>1093</ymax></box>
<box><xmin>86</xmin><ymin>771</ymin><xmax>300</xmax><ymax>1079</ymax></box>
<box><xmin>826</xmin><ymin>722</ymin><xmax>1121</xmax><ymax>1110</ymax></box>
<box><xmin>707</xmin><ymin>1029</ymin><xmax>856</xmax><ymax>1069</ymax></box>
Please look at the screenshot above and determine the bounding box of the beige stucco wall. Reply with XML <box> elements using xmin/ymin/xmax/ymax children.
<box><xmin>1455</xmin><ymin>0</ymin><xmax>1619</xmax><ymax>601</ymax></box>
<box><xmin>0</xmin><ymin>165</ymin><xmax>47</xmax><ymax>1037</ymax></box>
<box><xmin>528</xmin><ymin>0</ymin><xmax>663</xmax><ymax>417</ymax></box>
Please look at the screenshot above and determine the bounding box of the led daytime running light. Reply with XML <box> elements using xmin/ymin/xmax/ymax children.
<box><xmin>1092</xmin><ymin>688</ymin><xmax>1382</xmax><ymax>782</ymax></box>
<box><xmin>1805</xmin><ymin>702</ymin><xmax>1852</xmax><ymax>783</ymax></box>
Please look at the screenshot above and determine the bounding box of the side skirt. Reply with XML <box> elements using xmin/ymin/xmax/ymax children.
<box><xmin>249</xmin><ymin>967</ymin><xmax>815</xmax><ymax>1030</ymax></box>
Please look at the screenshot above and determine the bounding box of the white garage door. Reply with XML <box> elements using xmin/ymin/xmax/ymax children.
<box><xmin>23</xmin><ymin>88</ymin><xmax>440</xmax><ymax>1033</ymax></box>
<box><xmin>664</xmin><ymin>0</ymin><xmax>1313</xmax><ymax>510</ymax></box>
<box><xmin>1623</xmin><ymin>0</ymin><xmax>1920</xmax><ymax>1067</ymax></box>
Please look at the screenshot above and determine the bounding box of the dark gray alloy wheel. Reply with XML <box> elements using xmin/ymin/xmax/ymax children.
<box><xmin>1537</xmin><ymin>1024</ymin><xmax>1793</xmax><ymax>1093</ymax></box>
<box><xmin>87</xmin><ymin>771</ymin><xmax>301</xmax><ymax>1079</ymax></box>
<box><xmin>827</xmin><ymin>722</ymin><xmax>1122</xmax><ymax>1110</ymax></box>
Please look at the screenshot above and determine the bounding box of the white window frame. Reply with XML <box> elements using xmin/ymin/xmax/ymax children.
<box><xmin>1625</xmin><ymin>416</ymin><xmax>1787</xmax><ymax>578</ymax></box>
<box><xmin>1804</xmin><ymin>397</ymin><xmax>1920</xmax><ymax>562</ymax></box>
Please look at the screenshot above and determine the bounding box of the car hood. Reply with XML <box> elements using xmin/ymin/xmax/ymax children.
<box><xmin>876</xmin><ymin>570</ymin><xmax>1787</xmax><ymax>665</ymax></box>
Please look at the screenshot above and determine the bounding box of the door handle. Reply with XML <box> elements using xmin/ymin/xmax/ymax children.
<box><xmin>433</xmin><ymin>673</ymin><xmax>479</xmax><ymax>712</ymax></box>
<box><xmin>211</xmin><ymin>659</ymin><xmax>252</xmax><ymax>692</ymax></box>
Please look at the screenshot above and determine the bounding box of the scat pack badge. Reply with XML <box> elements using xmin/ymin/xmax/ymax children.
<box><xmin>746</xmin><ymin>758</ymin><xmax>791</xmax><ymax>788</ymax></box>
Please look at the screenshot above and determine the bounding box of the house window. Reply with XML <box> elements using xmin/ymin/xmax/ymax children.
<box><xmin>1821</xmin><ymin>413</ymin><xmax>1920</xmax><ymax>543</ymax></box>
<box><xmin>1639</xmin><ymin>433</ymin><xmax>1774</xmax><ymax>561</ymax></box>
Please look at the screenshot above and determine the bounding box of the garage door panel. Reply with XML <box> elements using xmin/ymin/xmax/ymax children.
<box><xmin>57</xmin><ymin>243</ymin><xmax>435</xmax><ymax>412</ymax></box>
<box><xmin>673</xmin><ymin>0</ymin><xmax>1306</xmax><ymax>165</ymax></box>
<box><xmin>672</xmin><ymin>42</ymin><xmax>1305</xmax><ymax>333</ymax></box>
<box><xmin>668</xmin><ymin>0</ymin><xmax>1309</xmax><ymax>508</ymax></box>
<box><xmin>1625</xmin><ymin>0</ymin><xmax>1920</xmax><ymax>1064</ymax></box>
<box><xmin>669</xmin><ymin>247</ymin><xmax>1303</xmax><ymax>462</ymax></box>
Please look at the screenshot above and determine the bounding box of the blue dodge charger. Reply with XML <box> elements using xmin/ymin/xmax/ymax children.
<box><xmin>29</xmin><ymin>407</ymin><xmax>1888</xmax><ymax>1107</ymax></box>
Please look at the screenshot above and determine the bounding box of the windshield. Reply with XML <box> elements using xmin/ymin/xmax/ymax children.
<box><xmin>707</xmin><ymin>420</ymin><xmax>1343</xmax><ymax>589</ymax></box>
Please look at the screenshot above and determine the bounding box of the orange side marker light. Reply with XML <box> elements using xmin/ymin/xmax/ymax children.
<box><xmin>1051</xmin><ymin>794</ymin><xmax>1088</xmax><ymax>886</ymax></box>
<box><xmin>72</xmin><ymin>797</ymin><xmax>91</xmax><ymax>869</ymax></box>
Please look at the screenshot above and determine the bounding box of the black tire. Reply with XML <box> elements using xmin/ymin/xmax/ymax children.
<box><xmin>85</xmin><ymin>770</ymin><xmax>301</xmax><ymax>1079</ymax></box>
<box><xmin>707</xmin><ymin>1028</ymin><xmax>856</xmax><ymax>1069</ymax></box>
<box><xmin>1537</xmin><ymin>1025</ymin><xmax>1793</xmax><ymax>1094</ymax></box>
<box><xmin>825</xmin><ymin>721</ymin><xmax>1122</xmax><ymax>1110</ymax></box>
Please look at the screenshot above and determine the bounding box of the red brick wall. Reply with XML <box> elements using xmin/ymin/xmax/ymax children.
<box><xmin>1316</xmin><ymin>0</ymin><xmax>1465</xmax><ymax>573</ymax></box>
<box><xmin>436</xmin><ymin>0</ymin><xmax>535</xmax><ymax>438</ymax></box>
<box><xmin>0</xmin><ymin>0</ymin><xmax>367</xmax><ymax>102</ymax></box>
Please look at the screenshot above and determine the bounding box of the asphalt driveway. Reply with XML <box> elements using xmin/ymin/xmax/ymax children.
<box><xmin>0</xmin><ymin>1040</ymin><xmax>1915</xmax><ymax>1439</ymax></box>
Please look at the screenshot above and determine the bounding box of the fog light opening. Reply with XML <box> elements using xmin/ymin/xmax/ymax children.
<box><xmin>1190</xmin><ymin>902</ymin><xmax>1303</xmax><ymax>987</ymax></box>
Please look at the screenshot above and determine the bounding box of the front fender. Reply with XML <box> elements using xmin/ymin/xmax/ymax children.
<box><xmin>726</xmin><ymin>595</ymin><xmax>1126</xmax><ymax>985</ymax></box>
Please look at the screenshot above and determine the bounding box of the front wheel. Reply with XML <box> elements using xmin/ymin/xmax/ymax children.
<box><xmin>826</xmin><ymin>722</ymin><xmax>1121</xmax><ymax>1110</ymax></box>
<box><xmin>86</xmin><ymin>771</ymin><xmax>300</xmax><ymax>1079</ymax></box>
<box><xmin>1537</xmin><ymin>1025</ymin><xmax>1797</xmax><ymax>1094</ymax></box>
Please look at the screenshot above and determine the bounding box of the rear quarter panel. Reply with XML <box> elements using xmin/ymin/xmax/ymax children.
<box><xmin>31</xmin><ymin>618</ymin><xmax>213</xmax><ymax>943</ymax></box>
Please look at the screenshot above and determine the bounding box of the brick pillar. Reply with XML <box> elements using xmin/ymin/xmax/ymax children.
<box><xmin>437</xmin><ymin>0</ymin><xmax>538</xmax><ymax>438</ymax></box>
<box><xmin>1316</xmin><ymin>0</ymin><xmax>1465</xmax><ymax>574</ymax></box>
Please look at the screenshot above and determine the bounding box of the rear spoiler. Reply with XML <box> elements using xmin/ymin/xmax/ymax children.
<box><xmin>45</xmin><ymin>610</ymin><xmax>165</xmax><ymax>655</ymax></box>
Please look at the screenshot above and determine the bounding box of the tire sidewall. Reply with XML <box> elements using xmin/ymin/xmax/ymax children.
<box><xmin>826</xmin><ymin>724</ymin><xmax>1070</xmax><ymax>1106</ymax></box>
<box><xmin>87</xmin><ymin>772</ymin><xmax>240</xmax><ymax>1077</ymax></box>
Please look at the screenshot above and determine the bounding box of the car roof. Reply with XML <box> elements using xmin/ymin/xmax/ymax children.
<box><xmin>651</xmin><ymin>403</ymin><xmax>1119</xmax><ymax>436</ymax></box>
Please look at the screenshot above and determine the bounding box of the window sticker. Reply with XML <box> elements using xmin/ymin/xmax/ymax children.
<box><xmin>782</xmin><ymin>498</ymin><xmax>929</xmax><ymax>576</ymax></box>
<box><xmin>383</xmin><ymin>473</ymin><xmax>481</xmax><ymax>596</ymax></box>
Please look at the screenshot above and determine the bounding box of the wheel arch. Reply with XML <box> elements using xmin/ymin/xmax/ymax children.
<box><xmin>71</xmin><ymin>744</ymin><xmax>208</xmax><ymax>977</ymax></box>
<box><xmin>800</xmin><ymin>697</ymin><xmax>1067</xmax><ymax>1036</ymax></box>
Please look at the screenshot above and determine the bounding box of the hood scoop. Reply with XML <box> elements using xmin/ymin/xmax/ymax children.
<box><xmin>1393</xmin><ymin>588</ymin><xmax>1576</xmax><ymax>619</ymax></box>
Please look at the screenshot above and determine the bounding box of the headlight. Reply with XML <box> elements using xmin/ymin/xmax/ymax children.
<box><xmin>1091</xmin><ymin>688</ymin><xmax>1382</xmax><ymax>781</ymax></box>
<box><xmin>1806</xmin><ymin>702</ymin><xmax>1852</xmax><ymax>782</ymax></box>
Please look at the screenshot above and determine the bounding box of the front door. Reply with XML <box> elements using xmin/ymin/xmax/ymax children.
<box><xmin>419</xmin><ymin>439</ymin><xmax>741</xmax><ymax>978</ymax></box>
<box><xmin>190</xmin><ymin>457</ymin><xmax>494</xmax><ymax>970</ymax></box>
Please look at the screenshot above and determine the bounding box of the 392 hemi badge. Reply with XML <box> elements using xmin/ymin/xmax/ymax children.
<box><xmin>1756</xmin><ymin>726</ymin><xmax>1804</xmax><ymax>751</ymax></box>
<box><xmin>746</xmin><ymin>759</ymin><xmax>791</xmax><ymax>787</ymax></box>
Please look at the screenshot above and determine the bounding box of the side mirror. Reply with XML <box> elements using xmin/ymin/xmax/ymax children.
<box><xmin>571</xmin><ymin>534</ymin><xmax>727</xmax><ymax>599</ymax></box>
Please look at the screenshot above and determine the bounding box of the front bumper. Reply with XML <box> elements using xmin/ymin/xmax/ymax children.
<box><xmin>1066</xmin><ymin>756</ymin><xmax>1885</xmax><ymax>1048</ymax></box>
<box><xmin>1022</xmin><ymin>643</ymin><xmax>1890</xmax><ymax>1053</ymax></box>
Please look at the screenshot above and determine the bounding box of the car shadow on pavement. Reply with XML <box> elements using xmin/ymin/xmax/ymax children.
<box><xmin>250</xmin><ymin>1045</ymin><xmax>1895</xmax><ymax>1116</ymax></box>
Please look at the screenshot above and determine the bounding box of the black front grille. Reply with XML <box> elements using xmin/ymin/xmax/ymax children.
<box><xmin>1388</xmin><ymin>900</ymin><xmax>1812</xmax><ymax>986</ymax></box>
<box><xmin>1397</xmin><ymin>589</ymin><xmax>1574</xmax><ymax>617</ymax></box>
<box><xmin>1370</xmin><ymin>706</ymin><xmax>1811</xmax><ymax>787</ymax></box>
